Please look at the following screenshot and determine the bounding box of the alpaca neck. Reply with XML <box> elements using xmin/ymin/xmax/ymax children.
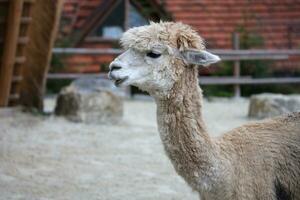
<box><xmin>155</xmin><ymin>68</ymin><xmax>218</xmax><ymax>190</ymax></box>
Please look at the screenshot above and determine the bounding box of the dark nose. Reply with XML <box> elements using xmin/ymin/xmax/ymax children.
<box><xmin>110</xmin><ymin>64</ymin><xmax>122</xmax><ymax>72</ymax></box>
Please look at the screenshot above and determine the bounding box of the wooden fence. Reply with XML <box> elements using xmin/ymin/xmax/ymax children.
<box><xmin>50</xmin><ymin>47</ymin><xmax>300</xmax><ymax>97</ymax></box>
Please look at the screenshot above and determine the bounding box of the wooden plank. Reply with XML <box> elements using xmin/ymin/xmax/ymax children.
<box><xmin>20</xmin><ymin>17</ymin><xmax>32</xmax><ymax>23</ymax></box>
<box><xmin>211</xmin><ymin>49</ymin><xmax>300</xmax><ymax>60</ymax></box>
<box><xmin>46</xmin><ymin>74</ymin><xmax>300</xmax><ymax>85</ymax></box>
<box><xmin>9</xmin><ymin>93</ymin><xmax>20</xmax><ymax>100</ymax></box>
<box><xmin>24</xmin><ymin>0</ymin><xmax>35</xmax><ymax>3</ymax></box>
<box><xmin>199</xmin><ymin>77</ymin><xmax>300</xmax><ymax>85</ymax></box>
<box><xmin>219</xmin><ymin>54</ymin><xmax>288</xmax><ymax>60</ymax></box>
<box><xmin>12</xmin><ymin>76</ymin><xmax>23</xmax><ymax>82</ymax></box>
<box><xmin>124</xmin><ymin>0</ymin><xmax>129</xmax><ymax>30</ymax></box>
<box><xmin>74</xmin><ymin>0</ymin><xmax>120</xmax><ymax>45</ymax></box>
<box><xmin>18</xmin><ymin>36</ymin><xmax>29</xmax><ymax>44</ymax></box>
<box><xmin>0</xmin><ymin>0</ymin><xmax>23</xmax><ymax>106</ymax></box>
<box><xmin>15</xmin><ymin>56</ymin><xmax>26</xmax><ymax>64</ymax></box>
<box><xmin>210</xmin><ymin>49</ymin><xmax>300</xmax><ymax>56</ymax></box>
<box><xmin>52</xmin><ymin>48</ymin><xmax>300</xmax><ymax>60</ymax></box>
<box><xmin>0</xmin><ymin>36</ymin><xmax>29</xmax><ymax>44</ymax></box>
<box><xmin>84</xmin><ymin>37</ymin><xmax>118</xmax><ymax>43</ymax></box>
<box><xmin>0</xmin><ymin>17</ymin><xmax>32</xmax><ymax>24</ymax></box>
<box><xmin>53</xmin><ymin>48</ymin><xmax>123</xmax><ymax>55</ymax></box>
<box><xmin>20</xmin><ymin>0</ymin><xmax>65</xmax><ymax>110</ymax></box>
<box><xmin>47</xmin><ymin>73</ymin><xmax>108</xmax><ymax>79</ymax></box>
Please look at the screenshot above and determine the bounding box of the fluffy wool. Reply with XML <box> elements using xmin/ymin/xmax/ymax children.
<box><xmin>109</xmin><ymin>21</ymin><xmax>300</xmax><ymax>200</ymax></box>
<box><xmin>120</xmin><ymin>21</ymin><xmax>205</xmax><ymax>52</ymax></box>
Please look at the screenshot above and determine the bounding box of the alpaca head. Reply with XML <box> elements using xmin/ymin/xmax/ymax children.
<box><xmin>109</xmin><ymin>22</ymin><xmax>220</xmax><ymax>96</ymax></box>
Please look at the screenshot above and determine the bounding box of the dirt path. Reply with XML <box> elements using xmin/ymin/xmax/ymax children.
<box><xmin>0</xmin><ymin>98</ymin><xmax>252</xmax><ymax>200</ymax></box>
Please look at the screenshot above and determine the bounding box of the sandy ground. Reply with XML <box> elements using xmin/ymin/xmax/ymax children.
<box><xmin>0</xmin><ymin>97</ymin><xmax>254</xmax><ymax>200</ymax></box>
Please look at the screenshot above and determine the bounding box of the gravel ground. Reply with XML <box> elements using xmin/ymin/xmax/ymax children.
<box><xmin>0</xmin><ymin>97</ymin><xmax>253</xmax><ymax>200</ymax></box>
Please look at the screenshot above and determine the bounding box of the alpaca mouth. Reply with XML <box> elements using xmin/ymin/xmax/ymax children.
<box><xmin>114</xmin><ymin>76</ymin><xmax>128</xmax><ymax>87</ymax></box>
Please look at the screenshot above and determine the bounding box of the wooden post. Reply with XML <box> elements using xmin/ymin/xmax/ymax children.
<box><xmin>124</xmin><ymin>0</ymin><xmax>130</xmax><ymax>30</ymax></box>
<box><xmin>0</xmin><ymin>0</ymin><xmax>23</xmax><ymax>106</ymax></box>
<box><xmin>19</xmin><ymin>0</ymin><xmax>64</xmax><ymax>110</ymax></box>
<box><xmin>233</xmin><ymin>32</ymin><xmax>241</xmax><ymax>98</ymax></box>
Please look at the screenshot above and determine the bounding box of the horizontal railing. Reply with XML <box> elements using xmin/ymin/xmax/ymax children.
<box><xmin>52</xmin><ymin>48</ymin><xmax>300</xmax><ymax>60</ymax></box>
<box><xmin>50</xmin><ymin>47</ymin><xmax>300</xmax><ymax>97</ymax></box>
<box><xmin>47</xmin><ymin>73</ymin><xmax>300</xmax><ymax>85</ymax></box>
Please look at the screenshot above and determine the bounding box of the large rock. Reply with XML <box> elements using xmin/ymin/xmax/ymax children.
<box><xmin>248</xmin><ymin>93</ymin><xmax>300</xmax><ymax>119</ymax></box>
<box><xmin>55</xmin><ymin>78</ymin><xmax>124</xmax><ymax>124</ymax></box>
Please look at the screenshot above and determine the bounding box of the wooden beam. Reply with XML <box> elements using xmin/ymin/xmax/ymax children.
<box><xmin>124</xmin><ymin>0</ymin><xmax>130</xmax><ymax>30</ymax></box>
<box><xmin>52</xmin><ymin>48</ymin><xmax>300</xmax><ymax>59</ymax></box>
<box><xmin>47</xmin><ymin>73</ymin><xmax>108</xmax><ymax>79</ymax></box>
<box><xmin>24</xmin><ymin>0</ymin><xmax>35</xmax><ymax>3</ymax></box>
<box><xmin>46</xmin><ymin>74</ymin><xmax>300</xmax><ymax>87</ymax></box>
<box><xmin>0</xmin><ymin>0</ymin><xmax>34</xmax><ymax>2</ymax></box>
<box><xmin>0</xmin><ymin>37</ymin><xmax>29</xmax><ymax>45</ymax></box>
<box><xmin>0</xmin><ymin>0</ymin><xmax>23</xmax><ymax>106</ymax></box>
<box><xmin>17</xmin><ymin>36</ymin><xmax>29</xmax><ymax>44</ymax></box>
<box><xmin>19</xmin><ymin>0</ymin><xmax>65</xmax><ymax>110</ymax></box>
<box><xmin>0</xmin><ymin>17</ymin><xmax>32</xmax><ymax>25</ymax></box>
<box><xmin>9</xmin><ymin>93</ymin><xmax>20</xmax><ymax>100</ymax></box>
<box><xmin>210</xmin><ymin>49</ymin><xmax>300</xmax><ymax>55</ymax></box>
<box><xmin>84</xmin><ymin>36</ymin><xmax>118</xmax><ymax>43</ymax></box>
<box><xmin>52</xmin><ymin>48</ymin><xmax>123</xmax><ymax>55</ymax></box>
<box><xmin>130</xmin><ymin>0</ymin><xmax>171</xmax><ymax>21</ymax></box>
<box><xmin>12</xmin><ymin>76</ymin><xmax>23</xmax><ymax>82</ymax></box>
<box><xmin>15</xmin><ymin>56</ymin><xmax>26</xmax><ymax>64</ymax></box>
<box><xmin>74</xmin><ymin>0</ymin><xmax>120</xmax><ymax>46</ymax></box>
<box><xmin>20</xmin><ymin>17</ymin><xmax>32</xmax><ymax>24</ymax></box>
<box><xmin>219</xmin><ymin>54</ymin><xmax>288</xmax><ymax>60</ymax></box>
<box><xmin>199</xmin><ymin>77</ymin><xmax>300</xmax><ymax>85</ymax></box>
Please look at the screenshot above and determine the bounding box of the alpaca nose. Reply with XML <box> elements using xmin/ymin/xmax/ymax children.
<box><xmin>109</xmin><ymin>64</ymin><xmax>122</xmax><ymax>72</ymax></box>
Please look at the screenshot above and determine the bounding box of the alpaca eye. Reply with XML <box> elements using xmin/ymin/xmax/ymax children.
<box><xmin>146</xmin><ymin>51</ymin><xmax>161</xmax><ymax>58</ymax></box>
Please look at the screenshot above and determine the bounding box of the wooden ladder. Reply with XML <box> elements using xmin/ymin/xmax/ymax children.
<box><xmin>0</xmin><ymin>0</ymin><xmax>35</xmax><ymax>106</ymax></box>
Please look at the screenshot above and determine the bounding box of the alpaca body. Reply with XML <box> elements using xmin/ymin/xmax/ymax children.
<box><xmin>218</xmin><ymin>115</ymin><xmax>300</xmax><ymax>200</ymax></box>
<box><xmin>109</xmin><ymin>21</ymin><xmax>300</xmax><ymax>199</ymax></box>
<box><xmin>155</xmin><ymin>68</ymin><xmax>300</xmax><ymax>199</ymax></box>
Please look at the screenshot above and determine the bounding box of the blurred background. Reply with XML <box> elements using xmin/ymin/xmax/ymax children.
<box><xmin>0</xmin><ymin>0</ymin><xmax>299</xmax><ymax>200</ymax></box>
<box><xmin>1</xmin><ymin>0</ymin><xmax>300</xmax><ymax>108</ymax></box>
<box><xmin>52</xmin><ymin>0</ymin><xmax>300</xmax><ymax>98</ymax></box>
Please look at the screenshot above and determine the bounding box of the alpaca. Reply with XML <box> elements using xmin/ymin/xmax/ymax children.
<box><xmin>108</xmin><ymin>22</ymin><xmax>300</xmax><ymax>200</ymax></box>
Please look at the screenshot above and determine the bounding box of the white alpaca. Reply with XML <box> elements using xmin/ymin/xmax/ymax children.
<box><xmin>109</xmin><ymin>22</ymin><xmax>300</xmax><ymax>200</ymax></box>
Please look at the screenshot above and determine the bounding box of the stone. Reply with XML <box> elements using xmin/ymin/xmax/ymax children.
<box><xmin>248</xmin><ymin>93</ymin><xmax>300</xmax><ymax>119</ymax></box>
<box><xmin>55</xmin><ymin>78</ymin><xmax>124</xmax><ymax>124</ymax></box>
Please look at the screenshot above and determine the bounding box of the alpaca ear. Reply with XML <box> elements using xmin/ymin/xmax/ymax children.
<box><xmin>181</xmin><ymin>49</ymin><xmax>221</xmax><ymax>66</ymax></box>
